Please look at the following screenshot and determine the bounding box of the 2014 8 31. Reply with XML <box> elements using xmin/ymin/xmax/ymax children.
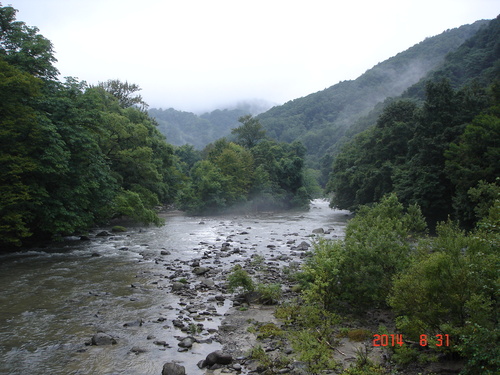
<box><xmin>373</xmin><ymin>334</ymin><xmax>450</xmax><ymax>347</ymax></box>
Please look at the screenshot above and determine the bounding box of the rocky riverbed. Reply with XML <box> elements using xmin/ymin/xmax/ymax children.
<box><xmin>0</xmin><ymin>199</ymin><xmax>350</xmax><ymax>374</ymax></box>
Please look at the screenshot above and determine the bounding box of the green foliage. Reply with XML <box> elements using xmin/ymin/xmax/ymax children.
<box><xmin>347</xmin><ymin>329</ymin><xmax>372</xmax><ymax>342</ymax></box>
<box><xmin>256</xmin><ymin>322</ymin><xmax>284</xmax><ymax>339</ymax></box>
<box><xmin>388</xmin><ymin>212</ymin><xmax>499</xmax><ymax>373</ymax></box>
<box><xmin>256</xmin><ymin>283</ymin><xmax>282</xmax><ymax>305</ymax></box>
<box><xmin>97</xmin><ymin>79</ymin><xmax>148</xmax><ymax>110</ymax></box>
<box><xmin>0</xmin><ymin>5</ymin><xmax>58</xmax><ymax>79</ymax></box>
<box><xmin>301</xmin><ymin>194</ymin><xmax>427</xmax><ymax>310</ymax></box>
<box><xmin>231</xmin><ymin>114</ymin><xmax>267</xmax><ymax>148</ymax></box>
<box><xmin>330</xmin><ymin>78</ymin><xmax>496</xmax><ymax>228</ymax></box>
<box><xmin>178</xmin><ymin>135</ymin><xmax>310</xmax><ymax>213</ymax></box>
<box><xmin>291</xmin><ymin>329</ymin><xmax>338</xmax><ymax>374</ymax></box>
<box><xmin>112</xmin><ymin>190</ymin><xmax>164</xmax><ymax>226</ymax></box>
<box><xmin>226</xmin><ymin>265</ymin><xmax>255</xmax><ymax>294</ymax></box>
<box><xmin>248</xmin><ymin>344</ymin><xmax>273</xmax><ymax>367</ymax></box>
<box><xmin>445</xmin><ymin>108</ymin><xmax>500</xmax><ymax>226</ymax></box>
<box><xmin>0</xmin><ymin>5</ymin><xmax>178</xmax><ymax>246</ymax></box>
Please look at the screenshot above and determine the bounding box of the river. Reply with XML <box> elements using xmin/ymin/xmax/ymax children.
<box><xmin>0</xmin><ymin>199</ymin><xmax>350</xmax><ymax>375</ymax></box>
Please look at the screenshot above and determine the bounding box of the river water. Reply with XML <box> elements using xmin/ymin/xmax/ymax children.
<box><xmin>0</xmin><ymin>200</ymin><xmax>349</xmax><ymax>375</ymax></box>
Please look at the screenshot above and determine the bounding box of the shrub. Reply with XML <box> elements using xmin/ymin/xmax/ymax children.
<box><xmin>227</xmin><ymin>265</ymin><xmax>254</xmax><ymax>293</ymax></box>
<box><xmin>256</xmin><ymin>283</ymin><xmax>282</xmax><ymax>305</ymax></box>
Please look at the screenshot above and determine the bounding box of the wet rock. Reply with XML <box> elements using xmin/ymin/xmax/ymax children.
<box><xmin>91</xmin><ymin>332</ymin><xmax>117</xmax><ymax>346</ymax></box>
<box><xmin>193</xmin><ymin>266</ymin><xmax>210</xmax><ymax>276</ymax></box>
<box><xmin>296</xmin><ymin>241</ymin><xmax>310</xmax><ymax>250</ymax></box>
<box><xmin>171</xmin><ymin>282</ymin><xmax>187</xmax><ymax>291</ymax></box>
<box><xmin>91</xmin><ymin>252</ymin><xmax>101</xmax><ymax>257</ymax></box>
<box><xmin>178</xmin><ymin>337</ymin><xmax>194</xmax><ymax>348</ymax></box>
<box><xmin>96</xmin><ymin>230</ymin><xmax>111</xmax><ymax>237</ymax></box>
<box><xmin>172</xmin><ymin>319</ymin><xmax>185</xmax><ymax>328</ymax></box>
<box><xmin>162</xmin><ymin>362</ymin><xmax>186</xmax><ymax>375</ymax></box>
<box><xmin>312</xmin><ymin>228</ymin><xmax>324</xmax><ymax>234</ymax></box>
<box><xmin>161</xmin><ymin>250</ymin><xmax>171</xmax><ymax>255</ymax></box>
<box><xmin>153</xmin><ymin>340</ymin><xmax>170</xmax><ymax>347</ymax></box>
<box><xmin>232</xmin><ymin>363</ymin><xmax>242</xmax><ymax>371</ymax></box>
<box><xmin>200</xmin><ymin>278</ymin><xmax>215</xmax><ymax>288</ymax></box>
<box><xmin>123</xmin><ymin>319</ymin><xmax>143</xmax><ymax>327</ymax></box>
<box><xmin>130</xmin><ymin>346</ymin><xmax>147</xmax><ymax>354</ymax></box>
<box><xmin>80</xmin><ymin>235</ymin><xmax>91</xmax><ymax>241</ymax></box>
<box><xmin>201</xmin><ymin>350</ymin><xmax>233</xmax><ymax>367</ymax></box>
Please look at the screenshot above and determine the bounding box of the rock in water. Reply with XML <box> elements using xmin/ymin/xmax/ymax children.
<box><xmin>312</xmin><ymin>227</ymin><xmax>324</xmax><ymax>234</ymax></box>
<box><xmin>178</xmin><ymin>337</ymin><xmax>194</xmax><ymax>348</ymax></box>
<box><xmin>162</xmin><ymin>362</ymin><xmax>186</xmax><ymax>375</ymax></box>
<box><xmin>91</xmin><ymin>332</ymin><xmax>117</xmax><ymax>346</ymax></box>
<box><xmin>202</xmin><ymin>350</ymin><xmax>233</xmax><ymax>367</ymax></box>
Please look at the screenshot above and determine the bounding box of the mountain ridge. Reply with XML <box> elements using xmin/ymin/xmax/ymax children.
<box><xmin>256</xmin><ymin>19</ymin><xmax>490</xmax><ymax>164</ymax></box>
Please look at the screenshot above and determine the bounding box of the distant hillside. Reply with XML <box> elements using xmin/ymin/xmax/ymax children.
<box><xmin>404</xmin><ymin>15</ymin><xmax>500</xmax><ymax>98</ymax></box>
<box><xmin>149</xmin><ymin>100</ymin><xmax>273</xmax><ymax>149</ymax></box>
<box><xmin>343</xmin><ymin>15</ymin><xmax>499</xmax><ymax>150</ymax></box>
<box><xmin>256</xmin><ymin>20</ymin><xmax>489</xmax><ymax>166</ymax></box>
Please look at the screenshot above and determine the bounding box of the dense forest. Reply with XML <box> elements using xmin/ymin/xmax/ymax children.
<box><xmin>0</xmin><ymin>5</ymin><xmax>310</xmax><ymax>248</ymax></box>
<box><xmin>328</xmin><ymin>14</ymin><xmax>500</xmax><ymax>229</ymax></box>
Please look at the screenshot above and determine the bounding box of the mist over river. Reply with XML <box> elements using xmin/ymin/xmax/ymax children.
<box><xmin>0</xmin><ymin>200</ymin><xmax>349</xmax><ymax>375</ymax></box>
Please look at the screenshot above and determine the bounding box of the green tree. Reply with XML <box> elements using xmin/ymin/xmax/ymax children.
<box><xmin>445</xmin><ymin>102</ymin><xmax>500</xmax><ymax>226</ymax></box>
<box><xmin>97</xmin><ymin>79</ymin><xmax>148</xmax><ymax>110</ymax></box>
<box><xmin>388</xmin><ymin>216</ymin><xmax>499</xmax><ymax>373</ymax></box>
<box><xmin>0</xmin><ymin>57</ymin><xmax>43</xmax><ymax>245</ymax></box>
<box><xmin>231</xmin><ymin>114</ymin><xmax>266</xmax><ymax>148</ymax></box>
<box><xmin>0</xmin><ymin>4</ymin><xmax>58</xmax><ymax>79</ymax></box>
<box><xmin>301</xmin><ymin>194</ymin><xmax>426</xmax><ymax>311</ymax></box>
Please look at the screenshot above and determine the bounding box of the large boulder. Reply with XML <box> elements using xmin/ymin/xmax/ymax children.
<box><xmin>162</xmin><ymin>362</ymin><xmax>186</xmax><ymax>375</ymax></box>
<box><xmin>201</xmin><ymin>350</ymin><xmax>233</xmax><ymax>367</ymax></box>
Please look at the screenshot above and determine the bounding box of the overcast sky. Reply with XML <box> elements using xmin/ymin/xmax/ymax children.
<box><xmin>8</xmin><ymin>0</ymin><xmax>499</xmax><ymax>112</ymax></box>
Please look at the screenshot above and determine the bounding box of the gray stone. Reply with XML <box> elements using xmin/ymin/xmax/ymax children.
<box><xmin>178</xmin><ymin>337</ymin><xmax>194</xmax><ymax>348</ymax></box>
<box><xmin>200</xmin><ymin>278</ymin><xmax>215</xmax><ymax>287</ymax></box>
<box><xmin>297</xmin><ymin>241</ymin><xmax>310</xmax><ymax>250</ymax></box>
<box><xmin>123</xmin><ymin>319</ymin><xmax>143</xmax><ymax>327</ymax></box>
<box><xmin>91</xmin><ymin>332</ymin><xmax>116</xmax><ymax>346</ymax></box>
<box><xmin>203</xmin><ymin>350</ymin><xmax>233</xmax><ymax>367</ymax></box>
<box><xmin>193</xmin><ymin>266</ymin><xmax>210</xmax><ymax>276</ymax></box>
<box><xmin>312</xmin><ymin>228</ymin><xmax>324</xmax><ymax>234</ymax></box>
<box><xmin>130</xmin><ymin>346</ymin><xmax>147</xmax><ymax>354</ymax></box>
<box><xmin>171</xmin><ymin>282</ymin><xmax>187</xmax><ymax>291</ymax></box>
<box><xmin>162</xmin><ymin>362</ymin><xmax>186</xmax><ymax>375</ymax></box>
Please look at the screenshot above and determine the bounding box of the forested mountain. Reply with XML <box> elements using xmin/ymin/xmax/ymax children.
<box><xmin>149</xmin><ymin>100</ymin><xmax>272</xmax><ymax>149</ymax></box>
<box><xmin>256</xmin><ymin>20</ymin><xmax>489</xmax><ymax>165</ymax></box>
<box><xmin>327</xmin><ymin>15</ymin><xmax>500</xmax><ymax>228</ymax></box>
